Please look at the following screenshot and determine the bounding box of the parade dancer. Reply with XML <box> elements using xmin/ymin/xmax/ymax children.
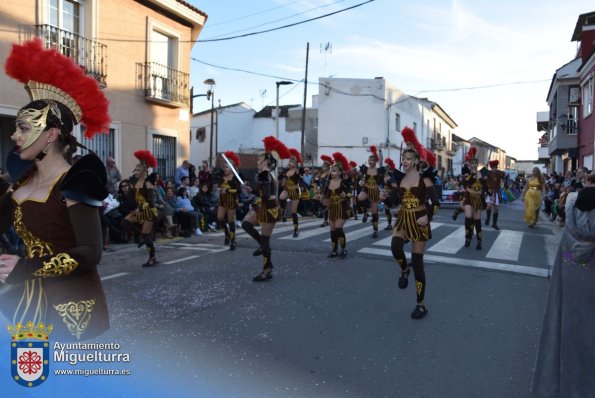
<box><xmin>317</xmin><ymin>155</ymin><xmax>333</xmax><ymax>227</ymax></box>
<box><xmin>383</xmin><ymin>157</ymin><xmax>397</xmax><ymax>230</ymax></box>
<box><xmin>460</xmin><ymin>147</ymin><xmax>486</xmax><ymax>250</ymax></box>
<box><xmin>324</xmin><ymin>152</ymin><xmax>353</xmax><ymax>258</ymax></box>
<box><xmin>241</xmin><ymin>136</ymin><xmax>290</xmax><ymax>282</ymax></box>
<box><xmin>217</xmin><ymin>151</ymin><xmax>242</xmax><ymax>250</ymax></box>
<box><xmin>522</xmin><ymin>167</ymin><xmax>546</xmax><ymax>228</ymax></box>
<box><xmin>391</xmin><ymin>127</ymin><xmax>439</xmax><ymax>319</ymax></box>
<box><xmin>0</xmin><ymin>38</ymin><xmax>110</xmax><ymax>340</ymax></box>
<box><xmin>280</xmin><ymin>148</ymin><xmax>303</xmax><ymax>237</ymax></box>
<box><xmin>122</xmin><ymin>150</ymin><xmax>159</xmax><ymax>266</ymax></box>
<box><xmin>484</xmin><ymin>159</ymin><xmax>506</xmax><ymax>230</ymax></box>
<box><xmin>357</xmin><ymin>145</ymin><xmax>385</xmax><ymax>238</ymax></box>
<box><xmin>349</xmin><ymin>160</ymin><xmax>360</xmax><ymax>220</ymax></box>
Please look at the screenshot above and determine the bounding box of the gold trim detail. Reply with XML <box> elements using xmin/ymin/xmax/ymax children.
<box><xmin>26</xmin><ymin>81</ymin><xmax>82</xmax><ymax>122</ymax></box>
<box><xmin>14</xmin><ymin>206</ymin><xmax>53</xmax><ymax>259</ymax></box>
<box><xmin>34</xmin><ymin>253</ymin><xmax>79</xmax><ymax>277</ymax></box>
<box><xmin>53</xmin><ymin>299</ymin><xmax>95</xmax><ymax>340</ymax></box>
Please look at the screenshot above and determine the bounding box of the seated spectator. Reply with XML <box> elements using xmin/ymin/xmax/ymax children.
<box><xmin>192</xmin><ymin>183</ymin><xmax>217</xmax><ymax>230</ymax></box>
<box><xmin>148</xmin><ymin>172</ymin><xmax>177</xmax><ymax>238</ymax></box>
<box><xmin>175</xmin><ymin>187</ymin><xmax>203</xmax><ymax>237</ymax></box>
<box><xmin>188</xmin><ymin>177</ymin><xmax>200</xmax><ymax>200</ymax></box>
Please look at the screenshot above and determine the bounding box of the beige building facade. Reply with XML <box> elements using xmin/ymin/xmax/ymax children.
<box><xmin>0</xmin><ymin>0</ymin><xmax>206</xmax><ymax>179</ymax></box>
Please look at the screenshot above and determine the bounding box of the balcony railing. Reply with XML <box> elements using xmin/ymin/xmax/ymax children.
<box><xmin>34</xmin><ymin>24</ymin><xmax>107</xmax><ymax>87</ymax></box>
<box><xmin>139</xmin><ymin>62</ymin><xmax>189</xmax><ymax>107</ymax></box>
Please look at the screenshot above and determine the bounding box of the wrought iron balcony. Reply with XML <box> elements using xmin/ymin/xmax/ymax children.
<box><xmin>139</xmin><ymin>62</ymin><xmax>190</xmax><ymax>107</ymax></box>
<box><xmin>34</xmin><ymin>24</ymin><xmax>107</xmax><ymax>87</ymax></box>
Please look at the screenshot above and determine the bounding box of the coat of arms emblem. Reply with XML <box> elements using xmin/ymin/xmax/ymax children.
<box><xmin>8</xmin><ymin>321</ymin><xmax>52</xmax><ymax>387</ymax></box>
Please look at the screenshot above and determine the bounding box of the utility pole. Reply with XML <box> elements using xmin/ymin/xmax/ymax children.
<box><xmin>301</xmin><ymin>42</ymin><xmax>309</xmax><ymax>158</ymax></box>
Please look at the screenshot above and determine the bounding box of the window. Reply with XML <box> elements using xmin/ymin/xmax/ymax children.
<box><xmin>79</xmin><ymin>127</ymin><xmax>115</xmax><ymax>164</ymax></box>
<box><xmin>196</xmin><ymin>127</ymin><xmax>206</xmax><ymax>142</ymax></box>
<box><xmin>582</xmin><ymin>75</ymin><xmax>593</xmax><ymax>117</ymax></box>
<box><xmin>153</xmin><ymin>134</ymin><xmax>177</xmax><ymax>180</ymax></box>
<box><xmin>395</xmin><ymin>113</ymin><xmax>401</xmax><ymax>131</ymax></box>
<box><xmin>47</xmin><ymin>0</ymin><xmax>83</xmax><ymax>61</ymax></box>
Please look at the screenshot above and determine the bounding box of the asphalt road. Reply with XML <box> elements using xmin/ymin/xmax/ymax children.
<box><xmin>59</xmin><ymin>199</ymin><xmax>557</xmax><ymax>397</ymax></box>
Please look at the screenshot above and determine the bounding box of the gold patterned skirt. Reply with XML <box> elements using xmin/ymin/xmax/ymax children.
<box><xmin>286</xmin><ymin>186</ymin><xmax>300</xmax><ymax>201</ymax></box>
<box><xmin>363</xmin><ymin>186</ymin><xmax>380</xmax><ymax>202</ymax></box>
<box><xmin>219</xmin><ymin>192</ymin><xmax>238</xmax><ymax>210</ymax></box>
<box><xmin>328</xmin><ymin>197</ymin><xmax>353</xmax><ymax>222</ymax></box>
<box><xmin>394</xmin><ymin>208</ymin><xmax>431</xmax><ymax>242</ymax></box>
<box><xmin>463</xmin><ymin>191</ymin><xmax>484</xmax><ymax>212</ymax></box>
<box><xmin>257</xmin><ymin>199</ymin><xmax>280</xmax><ymax>224</ymax></box>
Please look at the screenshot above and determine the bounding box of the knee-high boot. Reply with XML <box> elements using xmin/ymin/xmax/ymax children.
<box><xmin>474</xmin><ymin>219</ymin><xmax>482</xmax><ymax>250</ymax></box>
<box><xmin>464</xmin><ymin>217</ymin><xmax>474</xmax><ymax>247</ymax></box>
<box><xmin>391</xmin><ymin>236</ymin><xmax>409</xmax><ymax>288</ymax></box>
<box><xmin>292</xmin><ymin>213</ymin><xmax>299</xmax><ymax>237</ymax></box>
<box><xmin>228</xmin><ymin>222</ymin><xmax>236</xmax><ymax>250</ymax></box>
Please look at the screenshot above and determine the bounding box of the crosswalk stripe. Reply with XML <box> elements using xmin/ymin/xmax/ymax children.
<box><xmin>279</xmin><ymin>219</ymin><xmax>358</xmax><ymax>240</ymax></box>
<box><xmin>373</xmin><ymin>223</ymin><xmax>445</xmax><ymax>247</ymax></box>
<box><xmin>323</xmin><ymin>225</ymin><xmax>376</xmax><ymax>243</ymax></box>
<box><xmin>427</xmin><ymin>225</ymin><xmax>464</xmax><ymax>254</ymax></box>
<box><xmin>101</xmin><ymin>272</ymin><xmax>129</xmax><ymax>281</ymax></box>
<box><xmin>213</xmin><ymin>219</ymin><xmax>322</xmax><ymax>238</ymax></box>
<box><xmin>486</xmin><ymin>230</ymin><xmax>523</xmax><ymax>261</ymax></box>
<box><xmin>357</xmin><ymin>247</ymin><xmax>548</xmax><ymax>278</ymax></box>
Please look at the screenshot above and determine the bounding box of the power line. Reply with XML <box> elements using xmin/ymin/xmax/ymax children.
<box><xmin>206</xmin><ymin>0</ymin><xmax>305</xmax><ymax>28</ymax></box>
<box><xmin>205</xmin><ymin>0</ymin><xmax>349</xmax><ymax>40</ymax></box>
<box><xmin>413</xmin><ymin>79</ymin><xmax>550</xmax><ymax>94</ymax></box>
<box><xmin>197</xmin><ymin>0</ymin><xmax>376</xmax><ymax>43</ymax></box>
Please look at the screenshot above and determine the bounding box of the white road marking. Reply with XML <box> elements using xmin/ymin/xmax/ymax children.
<box><xmin>100</xmin><ymin>272</ymin><xmax>129</xmax><ymax>281</ymax></box>
<box><xmin>486</xmin><ymin>230</ymin><xmax>523</xmax><ymax>262</ymax></box>
<box><xmin>357</xmin><ymin>247</ymin><xmax>548</xmax><ymax>278</ymax></box>
<box><xmin>163</xmin><ymin>255</ymin><xmax>201</xmax><ymax>265</ymax></box>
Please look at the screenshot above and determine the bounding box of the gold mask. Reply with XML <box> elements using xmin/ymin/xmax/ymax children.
<box><xmin>15</xmin><ymin>101</ymin><xmax>62</xmax><ymax>149</ymax></box>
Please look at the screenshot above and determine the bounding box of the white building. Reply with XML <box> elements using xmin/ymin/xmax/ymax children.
<box><xmin>316</xmin><ymin>77</ymin><xmax>457</xmax><ymax>170</ymax></box>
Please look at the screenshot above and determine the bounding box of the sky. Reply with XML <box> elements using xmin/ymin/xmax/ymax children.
<box><xmin>187</xmin><ymin>0</ymin><xmax>593</xmax><ymax>160</ymax></box>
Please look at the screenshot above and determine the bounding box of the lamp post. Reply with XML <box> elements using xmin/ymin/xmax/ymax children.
<box><xmin>202</xmin><ymin>79</ymin><xmax>216</xmax><ymax>168</ymax></box>
<box><xmin>275</xmin><ymin>81</ymin><xmax>293</xmax><ymax>139</ymax></box>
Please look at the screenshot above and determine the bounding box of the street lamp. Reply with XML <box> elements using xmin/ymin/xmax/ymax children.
<box><xmin>275</xmin><ymin>81</ymin><xmax>293</xmax><ymax>139</ymax></box>
<box><xmin>203</xmin><ymin>79</ymin><xmax>216</xmax><ymax>168</ymax></box>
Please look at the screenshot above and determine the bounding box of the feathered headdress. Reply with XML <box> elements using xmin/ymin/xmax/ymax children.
<box><xmin>488</xmin><ymin>159</ymin><xmax>499</xmax><ymax>168</ymax></box>
<box><xmin>224</xmin><ymin>150</ymin><xmax>240</xmax><ymax>167</ymax></box>
<box><xmin>5</xmin><ymin>38</ymin><xmax>110</xmax><ymax>138</ymax></box>
<box><xmin>289</xmin><ymin>148</ymin><xmax>303</xmax><ymax>164</ymax></box>
<box><xmin>320</xmin><ymin>155</ymin><xmax>334</xmax><ymax>166</ymax></box>
<box><xmin>384</xmin><ymin>157</ymin><xmax>396</xmax><ymax>170</ymax></box>
<box><xmin>134</xmin><ymin>150</ymin><xmax>157</xmax><ymax>168</ymax></box>
<box><xmin>401</xmin><ymin>127</ymin><xmax>424</xmax><ymax>156</ymax></box>
<box><xmin>369</xmin><ymin>145</ymin><xmax>379</xmax><ymax>161</ymax></box>
<box><xmin>332</xmin><ymin>152</ymin><xmax>350</xmax><ymax>172</ymax></box>
<box><xmin>263</xmin><ymin>136</ymin><xmax>291</xmax><ymax>160</ymax></box>
<box><xmin>422</xmin><ymin>149</ymin><xmax>437</xmax><ymax>168</ymax></box>
<box><xmin>465</xmin><ymin>147</ymin><xmax>478</xmax><ymax>163</ymax></box>
<box><xmin>349</xmin><ymin>160</ymin><xmax>357</xmax><ymax>168</ymax></box>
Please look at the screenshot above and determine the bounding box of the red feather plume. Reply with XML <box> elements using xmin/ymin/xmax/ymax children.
<box><xmin>489</xmin><ymin>159</ymin><xmax>499</xmax><ymax>168</ymax></box>
<box><xmin>332</xmin><ymin>152</ymin><xmax>350</xmax><ymax>172</ymax></box>
<box><xmin>289</xmin><ymin>148</ymin><xmax>303</xmax><ymax>164</ymax></box>
<box><xmin>465</xmin><ymin>147</ymin><xmax>478</xmax><ymax>163</ymax></box>
<box><xmin>320</xmin><ymin>155</ymin><xmax>334</xmax><ymax>165</ymax></box>
<box><xmin>349</xmin><ymin>160</ymin><xmax>357</xmax><ymax>168</ymax></box>
<box><xmin>423</xmin><ymin>149</ymin><xmax>437</xmax><ymax>168</ymax></box>
<box><xmin>369</xmin><ymin>145</ymin><xmax>379</xmax><ymax>160</ymax></box>
<box><xmin>401</xmin><ymin>127</ymin><xmax>423</xmax><ymax>156</ymax></box>
<box><xmin>384</xmin><ymin>157</ymin><xmax>396</xmax><ymax>170</ymax></box>
<box><xmin>4</xmin><ymin>38</ymin><xmax>110</xmax><ymax>138</ymax></box>
<box><xmin>263</xmin><ymin>136</ymin><xmax>291</xmax><ymax>159</ymax></box>
<box><xmin>134</xmin><ymin>150</ymin><xmax>157</xmax><ymax>168</ymax></box>
<box><xmin>224</xmin><ymin>150</ymin><xmax>240</xmax><ymax>167</ymax></box>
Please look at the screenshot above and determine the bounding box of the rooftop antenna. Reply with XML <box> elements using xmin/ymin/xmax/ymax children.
<box><xmin>320</xmin><ymin>42</ymin><xmax>332</xmax><ymax>77</ymax></box>
<box><xmin>259</xmin><ymin>89</ymin><xmax>267</xmax><ymax>108</ymax></box>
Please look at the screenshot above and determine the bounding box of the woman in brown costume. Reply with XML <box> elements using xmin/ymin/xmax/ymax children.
<box><xmin>121</xmin><ymin>150</ymin><xmax>159</xmax><ymax>267</ymax></box>
<box><xmin>217</xmin><ymin>151</ymin><xmax>242</xmax><ymax>250</ymax></box>
<box><xmin>0</xmin><ymin>38</ymin><xmax>110</xmax><ymax>341</ymax></box>
<box><xmin>279</xmin><ymin>148</ymin><xmax>303</xmax><ymax>238</ymax></box>
<box><xmin>391</xmin><ymin>127</ymin><xmax>439</xmax><ymax>320</ymax></box>
<box><xmin>324</xmin><ymin>152</ymin><xmax>353</xmax><ymax>258</ymax></box>
<box><xmin>357</xmin><ymin>145</ymin><xmax>385</xmax><ymax>238</ymax></box>
<box><xmin>382</xmin><ymin>157</ymin><xmax>397</xmax><ymax>230</ymax></box>
<box><xmin>460</xmin><ymin>147</ymin><xmax>487</xmax><ymax>250</ymax></box>
<box><xmin>241</xmin><ymin>136</ymin><xmax>290</xmax><ymax>282</ymax></box>
<box><xmin>316</xmin><ymin>155</ymin><xmax>333</xmax><ymax>227</ymax></box>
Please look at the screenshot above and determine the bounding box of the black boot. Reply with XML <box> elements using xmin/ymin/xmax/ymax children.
<box><xmin>452</xmin><ymin>208</ymin><xmax>463</xmax><ymax>221</ymax></box>
<box><xmin>464</xmin><ymin>217</ymin><xmax>474</xmax><ymax>248</ymax></box>
<box><xmin>485</xmin><ymin>209</ymin><xmax>491</xmax><ymax>226</ymax></box>
<box><xmin>492</xmin><ymin>212</ymin><xmax>500</xmax><ymax>230</ymax></box>
<box><xmin>474</xmin><ymin>219</ymin><xmax>482</xmax><ymax>250</ymax></box>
